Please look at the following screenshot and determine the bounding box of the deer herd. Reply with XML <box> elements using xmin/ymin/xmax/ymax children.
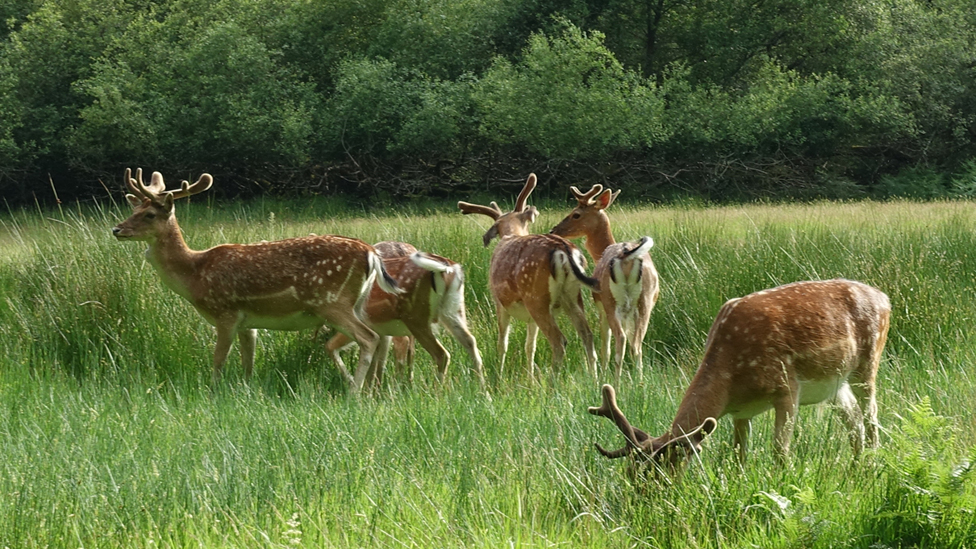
<box><xmin>113</xmin><ymin>168</ymin><xmax>892</xmax><ymax>473</ymax></box>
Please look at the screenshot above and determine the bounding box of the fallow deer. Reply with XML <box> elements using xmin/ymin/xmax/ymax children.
<box><xmin>326</xmin><ymin>241</ymin><xmax>418</xmax><ymax>380</ymax></box>
<box><xmin>112</xmin><ymin>168</ymin><xmax>401</xmax><ymax>392</ymax></box>
<box><xmin>551</xmin><ymin>184</ymin><xmax>659</xmax><ymax>382</ymax></box>
<box><xmin>458</xmin><ymin>173</ymin><xmax>598</xmax><ymax>381</ymax></box>
<box><xmin>326</xmin><ymin>247</ymin><xmax>486</xmax><ymax>391</ymax></box>
<box><xmin>589</xmin><ymin>279</ymin><xmax>890</xmax><ymax>470</ymax></box>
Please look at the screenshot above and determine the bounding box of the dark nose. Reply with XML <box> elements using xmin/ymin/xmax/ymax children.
<box><xmin>112</xmin><ymin>227</ymin><xmax>121</xmax><ymax>235</ymax></box>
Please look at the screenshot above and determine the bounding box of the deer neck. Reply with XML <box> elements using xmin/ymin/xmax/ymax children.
<box><xmin>668</xmin><ymin>362</ymin><xmax>729</xmax><ymax>440</ymax></box>
<box><xmin>584</xmin><ymin>216</ymin><xmax>615</xmax><ymax>262</ymax></box>
<box><xmin>145</xmin><ymin>216</ymin><xmax>201</xmax><ymax>299</ymax></box>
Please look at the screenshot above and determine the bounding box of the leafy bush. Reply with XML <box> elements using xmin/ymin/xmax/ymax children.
<box><xmin>473</xmin><ymin>21</ymin><xmax>668</xmax><ymax>159</ymax></box>
<box><xmin>875</xmin><ymin>166</ymin><xmax>948</xmax><ymax>199</ymax></box>
<box><xmin>68</xmin><ymin>18</ymin><xmax>320</xmax><ymax>174</ymax></box>
<box><xmin>324</xmin><ymin>56</ymin><xmax>470</xmax><ymax>159</ymax></box>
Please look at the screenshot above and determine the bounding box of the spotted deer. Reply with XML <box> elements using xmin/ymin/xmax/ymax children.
<box><xmin>326</xmin><ymin>246</ymin><xmax>486</xmax><ymax>391</ymax></box>
<box><xmin>112</xmin><ymin>168</ymin><xmax>400</xmax><ymax>392</ymax></box>
<box><xmin>550</xmin><ymin>184</ymin><xmax>659</xmax><ymax>382</ymax></box>
<box><xmin>589</xmin><ymin>279</ymin><xmax>890</xmax><ymax>471</ymax></box>
<box><xmin>326</xmin><ymin>241</ymin><xmax>418</xmax><ymax>380</ymax></box>
<box><xmin>458</xmin><ymin>173</ymin><xmax>597</xmax><ymax>381</ymax></box>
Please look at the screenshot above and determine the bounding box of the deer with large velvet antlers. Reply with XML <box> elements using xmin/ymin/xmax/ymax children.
<box><xmin>589</xmin><ymin>279</ymin><xmax>890</xmax><ymax>471</ymax></box>
<box><xmin>325</xmin><ymin>243</ymin><xmax>486</xmax><ymax>391</ymax></box>
<box><xmin>458</xmin><ymin>173</ymin><xmax>598</xmax><ymax>381</ymax></box>
<box><xmin>550</xmin><ymin>184</ymin><xmax>659</xmax><ymax>382</ymax></box>
<box><xmin>112</xmin><ymin>168</ymin><xmax>401</xmax><ymax>392</ymax></box>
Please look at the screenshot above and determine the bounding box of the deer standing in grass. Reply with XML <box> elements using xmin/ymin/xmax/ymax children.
<box><xmin>550</xmin><ymin>184</ymin><xmax>659</xmax><ymax>382</ymax></box>
<box><xmin>458</xmin><ymin>173</ymin><xmax>598</xmax><ymax>381</ymax></box>
<box><xmin>589</xmin><ymin>279</ymin><xmax>890</xmax><ymax>471</ymax></box>
<box><xmin>325</xmin><ymin>243</ymin><xmax>486</xmax><ymax>391</ymax></box>
<box><xmin>112</xmin><ymin>168</ymin><xmax>401</xmax><ymax>392</ymax></box>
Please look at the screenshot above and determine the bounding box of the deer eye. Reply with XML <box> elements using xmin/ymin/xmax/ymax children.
<box><xmin>572</xmin><ymin>213</ymin><xmax>581</xmax><ymax>219</ymax></box>
<box><xmin>145</xmin><ymin>212</ymin><xmax>156</xmax><ymax>220</ymax></box>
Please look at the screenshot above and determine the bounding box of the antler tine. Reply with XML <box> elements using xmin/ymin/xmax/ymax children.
<box><xmin>458</xmin><ymin>201</ymin><xmax>502</xmax><ymax>220</ymax></box>
<box><xmin>570</xmin><ymin>184</ymin><xmax>603</xmax><ymax>205</ymax></box>
<box><xmin>169</xmin><ymin>173</ymin><xmax>214</xmax><ymax>200</ymax></box>
<box><xmin>147</xmin><ymin>172</ymin><xmax>167</xmax><ymax>195</ymax></box>
<box><xmin>588</xmin><ymin>384</ymin><xmax>642</xmax><ymax>454</ymax></box>
<box><xmin>514</xmin><ymin>173</ymin><xmax>537</xmax><ymax>212</ymax></box>
<box><xmin>595</xmin><ymin>442</ymin><xmax>632</xmax><ymax>459</ymax></box>
<box><xmin>124</xmin><ymin>168</ymin><xmax>144</xmax><ymax>199</ymax></box>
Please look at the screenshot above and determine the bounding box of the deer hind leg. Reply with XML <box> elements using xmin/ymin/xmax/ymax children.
<box><xmin>324</xmin><ymin>332</ymin><xmax>356</xmax><ymax>386</ymax></box>
<box><xmin>439</xmin><ymin>309</ymin><xmax>486</xmax><ymax>391</ymax></box>
<box><xmin>364</xmin><ymin>335</ymin><xmax>392</xmax><ymax>389</ymax></box>
<box><xmin>412</xmin><ymin>324</ymin><xmax>451</xmax><ymax>386</ymax></box>
<box><xmin>496</xmin><ymin>306</ymin><xmax>511</xmax><ymax>378</ymax></box>
<box><xmin>608</xmin><ymin>313</ymin><xmax>628</xmax><ymax>384</ymax></box>
<box><xmin>852</xmin><ymin>347</ymin><xmax>883</xmax><ymax>449</ymax></box>
<box><xmin>238</xmin><ymin>329</ymin><xmax>257</xmax><ymax>380</ymax></box>
<box><xmin>566</xmin><ymin>294</ymin><xmax>596</xmax><ymax>379</ymax></box>
<box><xmin>392</xmin><ymin>336</ymin><xmax>415</xmax><ymax>384</ymax></box>
<box><xmin>319</xmin><ymin>305</ymin><xmax>379</xmax><ymax>393</ymax></box>
<box><xmin>524</xmin><ymin>321</ymin><xmax>540</xmax><ymax>382</ymax></box>
<box><xmin>597</xmin><ymin>309</ymin><xmax>612</xmax><ymax>373</ymax></box>
<box><xmin>834</xmin><ymin>381</ymin><xmax>867</xmax><ymax>457</ymax></box>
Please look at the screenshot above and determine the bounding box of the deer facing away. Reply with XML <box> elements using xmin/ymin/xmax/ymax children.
<box><xmin>550</xmin><ymin>184</ymin><xmax>660</xmax><ymax>382</ymax></box>
<box><xmin>326</xmin><ymin>244</ymin><xmax>486</xmax><ymax>391</ymax></box>
<box><xmin>112</xmin><ymin>168</ymin><xmax>400</xmax><ymax>392</ymax></box>
<box><xmin>458</xmin><ymin>173</ymin><xmax>598</xmax><ymax>381</ymax></box>
<box><xmin>589</xmin><ymin>279</ymin><xmax>890</xmax><ymax>470</ymax></box>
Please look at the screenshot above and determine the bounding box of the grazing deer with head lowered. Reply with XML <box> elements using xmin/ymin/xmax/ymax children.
<box><xmin>327</xmin><ymin>241</ymin><xmax>418</xmax><ymax>381</ymax></box>
<box><xmin>325</xmin><ymin>244</ymin><xmax>486</xmax><ymax>391</ymax></box>
<box><xmin>458</xmin><ymin>173</ymin><xmax>597</xmax><ymax>381</ymax></box>
<box><xmin>589</xmin><ymin>279</ymin><xmax>890</xmax><ymax>471</ymax></box>
<box><xmin>112</xmin><ymin>168</ymin><xmax>400</xmax><ymax>392</ymax></box>
<box><xmin>551</xmin><ymin>184</ymin><xmax>659</xmax><ymax>382</ymax></box>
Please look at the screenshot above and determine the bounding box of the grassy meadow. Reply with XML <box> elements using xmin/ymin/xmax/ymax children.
<box><xmin>1</xmin><ymin>193</ymin><xmax>976</xmax><ymax>547</ymax></box>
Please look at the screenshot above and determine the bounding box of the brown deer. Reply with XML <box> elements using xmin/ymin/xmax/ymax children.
<box><xmin>325</xmin><ymin>247</ymin><xmax>486</xmax><ymax>391</ymax></box>
<box><xmin>112</xmin><ymin>168</ymin><xmax>401</xmax><ymax>392</ymax></box>
<box><xmin>458</xmin><ymin>173</ymin><xmax>597</xmax><ymax>381</ymax></box>
<box><xmin>589</xmin><ymin>279</ymin><xmax>890</xmax><ymax>470</ymax></box>
<box><xmin>551</xmin><ymin>184</ymin><xmax>660</xmax><ymax>382</ymax></box>
<box><xmin>326</xmin><ymin>241</ymin><xmax>417</xmax><ymax>380</ymax></box>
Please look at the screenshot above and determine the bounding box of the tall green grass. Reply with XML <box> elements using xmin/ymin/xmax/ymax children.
<box><xmin>1</xmin><ymin>197</ymin><xmax>975</xmax><ymax>547</ymax></box>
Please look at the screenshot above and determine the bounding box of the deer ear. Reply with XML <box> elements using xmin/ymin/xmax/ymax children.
<box><xmin>162</xmin><ymin>192</ymin><xmax>176</xmax><ymax>211</ymax></box>
<box><xmin>125</xmin><ymin>194</ymin><xmax>143</xmax><ymax>208</ymax></box>
<box><xmin>595</xmin><ymin>189</ymin><xmax>618</xmax><ymax>210</ymax></box>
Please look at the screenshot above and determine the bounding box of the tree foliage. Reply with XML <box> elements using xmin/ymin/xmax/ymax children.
<box><xmin>0</xmin><ymin>0</ymin><xmax>974</xmax><ymax>202</ymax></box>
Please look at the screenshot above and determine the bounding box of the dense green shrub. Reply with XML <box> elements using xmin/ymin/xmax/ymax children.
<box><xmin>474</xmin><ymin>22</ymin><xmax>667</xmax><ymax>159</ymax></box>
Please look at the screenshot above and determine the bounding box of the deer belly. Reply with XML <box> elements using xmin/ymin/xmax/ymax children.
<box><xmin>798</xmin><ymin>376</ymin><xmax>846</xmax><ymax>405</ymax></box>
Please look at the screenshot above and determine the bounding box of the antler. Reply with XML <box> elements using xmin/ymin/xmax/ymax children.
<box><xmin>589</xmin><ymin>384</ymin><xmax>647</xmax><ymax>459</ymax></box>
<box><xmin>570</xmin><ymin>184</ymin><xmax>603</xmax><ymax>206</ymax></box>
<box><xmin>169</xmin><ymin>173</ymin><xmax>214</xmax><ymax>200</ymax></box>
<box><xmin>124</xmin><ymin>168</ymin><xmax>212</xmax><ymax>202</ymax></box>
<box><xmin>457</xmin><ymin>200</ymin><xmax>503</xmax><ymax>220</ymax></box>
<box><xmin>514</xmin><ymin>173</ymin><xmax>538</xmax><ymax>212</ymax></box>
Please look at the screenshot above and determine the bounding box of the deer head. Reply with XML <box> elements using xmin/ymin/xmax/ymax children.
<box><xmin>458</xmin><ymin>173</ymin><xmax>540</xmax><ymax>246</ymax></box>
<box><xmin>113</xmin><ymin>168</ymin><xmax>213</xmax><ymax>241</ymax></box>
<box><xmin>550</xmin><ymin>184</ymin><xmax>620</xmax><ymax>243</ymax></box>
<box><xmin>589</xmin><ymin>384</ymin><xmax>717</xmax><ymax>472</ymax></box>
